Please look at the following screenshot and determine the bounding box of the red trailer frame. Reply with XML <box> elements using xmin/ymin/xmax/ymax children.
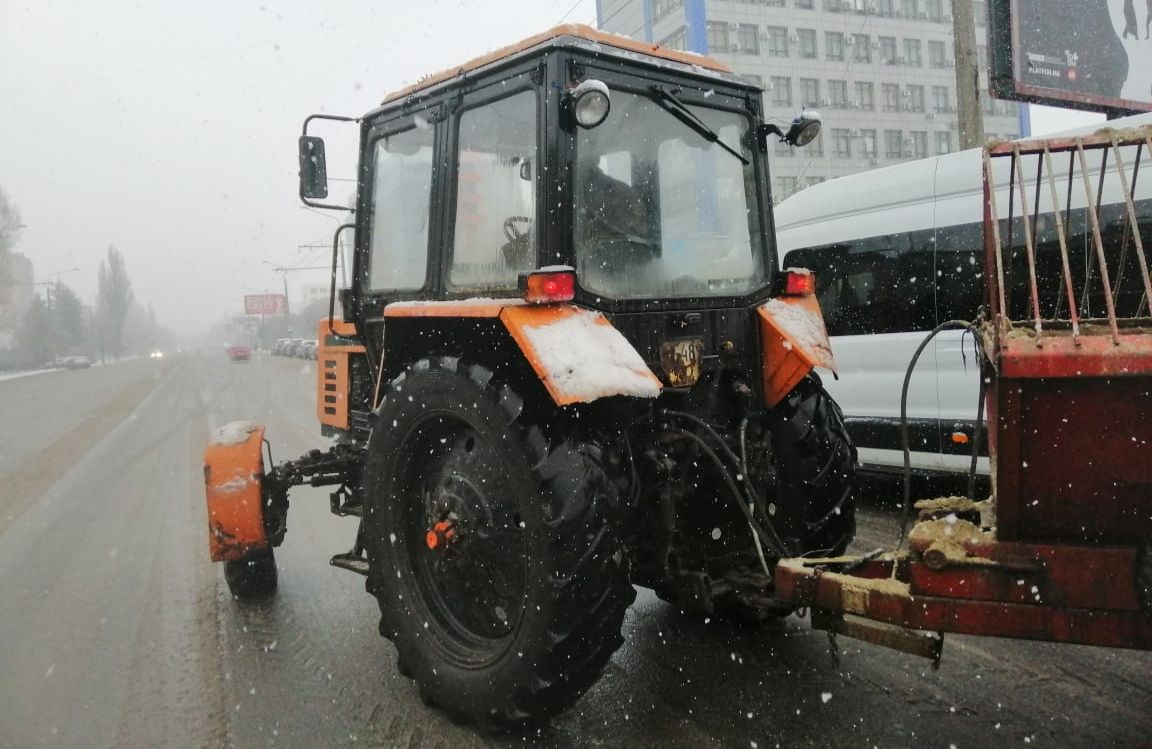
<box><xmin>776</xmin><ymin>126</ymin><xmax>1152</xmax><ymax>655</ymax></box>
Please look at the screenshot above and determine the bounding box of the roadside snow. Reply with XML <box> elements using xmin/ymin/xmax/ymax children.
<box><xmin>0</xmin><ymin>368</ymin><xmax>61</xmax><ymax>383</ymax></box>
<box><xmin>520</xmin><ymin>309</ymin><xmax>661</xmax><ymax>402</ymax></box>
<box><xmin>211</xmin><ymin>421</ymin><xmax>259</xmax><ymax>446</ymax></box>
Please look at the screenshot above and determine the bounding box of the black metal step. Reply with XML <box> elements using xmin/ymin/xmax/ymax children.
<box><xmin>330</xmin><ymin>552</ymin><xmax>369</xmax><ymax>576</ymax></box>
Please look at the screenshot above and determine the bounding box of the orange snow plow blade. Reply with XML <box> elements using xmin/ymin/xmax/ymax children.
<box><xmin>203</xmin><ymin>421</ymin><xmax>268</xmax><ymax>562</ymax></box>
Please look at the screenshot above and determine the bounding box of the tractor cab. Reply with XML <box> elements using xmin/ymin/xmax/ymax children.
<box><xmin>299</xmin><ymin>25</ymin><xmax>822</xmax><ymax>407</ymax></box>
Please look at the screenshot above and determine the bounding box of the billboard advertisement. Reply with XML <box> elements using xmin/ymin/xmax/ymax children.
<box><xmin>244</xmin><ymin>293</ymin><xmax>287</xmax><ymax>316</ymax></box>
<box><xmin>990</xmin><ymin>0</ymin><xmax>1152</xmax><ymax>114</ymax></box>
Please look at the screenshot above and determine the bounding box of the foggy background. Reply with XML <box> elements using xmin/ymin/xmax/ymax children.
<box><xmin>0</xmin><ymin>0</ymin><xmax>1099</xmax><ymax>342</ymax></box>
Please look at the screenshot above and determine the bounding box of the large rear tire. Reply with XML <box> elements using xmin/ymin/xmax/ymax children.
<box><xmin>362</xmin><ymin>357</ymin><xmax>634</xmax><ymax>727</ymax></box>
<box><xmin>767</xmin><ymin>374</ymin><xmax>858</xmax><ymax>557</ymax></box>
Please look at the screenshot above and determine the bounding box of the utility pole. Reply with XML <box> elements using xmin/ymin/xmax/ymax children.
<box><xmin>951</xmin><ymin>0</ymin><xmax>985</xmax><ymax>149</ymax></box>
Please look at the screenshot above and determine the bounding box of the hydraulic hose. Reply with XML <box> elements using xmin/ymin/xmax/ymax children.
<box><xmin>897</xmin><ymin>319</ymin><xmax>977</xmax><ymax>549</ymax></box>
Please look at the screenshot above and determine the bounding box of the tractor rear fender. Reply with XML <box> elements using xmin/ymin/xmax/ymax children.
<box><xmin>203</xmin><ymin>421</ymin><xmax>268</xmax><ymax>562</ymax></box>
<box><xmin>758</xmin><ymin>295</ymin><xmax>838</xmax><ymax>408</ymax></box>
<box><xmin>381</xmin><ymin>300</ymin><xmax>662</xmax><ymax>406</ymax></box>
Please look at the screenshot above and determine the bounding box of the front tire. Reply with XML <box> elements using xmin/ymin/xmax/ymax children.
<box><xmin>362</xmin><ymin>357</ymin><xmax>634</xmax><ymax>727</ymax></box>
<box><xmin>223</xmin><ymin>547</ymin><xmax>278</xmax><ymax>598</ymax></box>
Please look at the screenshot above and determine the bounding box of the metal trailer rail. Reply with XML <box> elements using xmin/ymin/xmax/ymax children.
<box><xmin>775</xmin><ymin>126</ymin><xmax>1152</xmax><ymax>657</ymax></box>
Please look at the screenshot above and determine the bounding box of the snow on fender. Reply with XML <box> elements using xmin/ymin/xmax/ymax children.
<box><xmin>500</xmin><ymin>305</ymin><xmax>662</xmax><ymax>405</ymax></box>
<box><xmin>758</xmin><ymin>296</ymin><xmax>837</xmax><ymax>408</ymax></box>
<box><xmin>203</xmin><ymin>421</ymin><xmax>268</xmax><ymax>561</ymax></box>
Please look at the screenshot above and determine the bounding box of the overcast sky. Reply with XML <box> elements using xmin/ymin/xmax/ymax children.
<box><xmin>0</xmin><ymin>0</ymin><xmax>1103</xmax><ymax>337</ymax></box>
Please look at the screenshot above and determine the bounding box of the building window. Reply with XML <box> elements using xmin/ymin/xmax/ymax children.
<box><xmin>738</xmin><ymin>24</ymin><xmax>760</xmax><ymax>55</ymax></box>
<box><xmin>852</xmin><ymin>34</ymin><xmax>872</xmax><ymax>63</ymax></box>
<box><xmin>882</xmin><ymin>83</ymin><xmax>900</xmax><ymax>111</ymax></box>
<box><xmin>806</xmin><ymin>133</ymin><xmax>824</xmax><ymax>156</ymax></box>
<box><xmin>910</xmin><ymin>131</ymin><xmax>928</xmax><ymax>158</ymax></box>
<box><xmin>877</xmin><ymin>0</ymin><xmax>894</xmax><ymax>15</ymax></box>
<box><xmin>770</xmin><ymin>76</ymin><xmax>793</xmax><ymax>107</ymax></box>
<box><xmin>860</xmin><ymin>129</ymin><xmax>878</xmax><ymax>158</ymax></box>
<box><xmin>765</xmin><ymin>26</ymin><xmax>788</xmax><ymax>57</ymax></box>
<box><xmin>929</xmin><ymin>40</ymin><xmax>948</xmax><ymax>67</ymax></box>
<box><xmin>854</xmin><ymin>81</ymin><xmax>875</xmax><ymax>110</ymax></box>
<box><xmin>879</xmin><ymin>36</ymin><xmax>897</xmax><ymax>65</ymax></box>
<box><xmin>903</xmin><ymin>38</ymin><xmax>923</xmax><ymax>66</ymax></box>
<box><xmin>907</xmin><ymin>84</ymin><xmax>925</xmax><ymax>112</ymax></box>
<box><xmin>926</xmin><ymin>0</ymin><xmax>944</xmax><ymax>22</ymax></box>
<box><xmin>803</xmin><ymin>176</ymin><xmax>826</xmax><ymax>189</ymax></box>
<box><xmin>800</xmin><ymin>78</ymin><xmax>820</xmax><ymax>108</ymax></box>
<box><xmin>935</xmin><ymin>131</ymin><xmax>952</xmax><ymax>155</ymax></box>
<box><xmin>652</xmin><ymin>0</ymin><xmax>684</xmax><ymax>23</ymax></box>
<box><xmin>795</xmin><ymin>0</ymin><xmax>814</xmax><ymax>8</ymax></box>
<box><xmin>886</xmin><ymin>129</ymin><xmax>904</xmax><ymax>158</ymax></box>
<box><xmin>797</xmin><ymin>28</ymin><xmax>817</xmax><ymax>59</ymax></box>
<box><xmin>706</xmin><ymin>22</ymin><xmax>729</xmax><ymax>54</ymax></box>
<box><xmin>832</xmin><ymin>128</ymin><xmax>852</xmax><ymax>158</ymax></box>
<box><xmin>825</xmin><ymin>31</ymin><xmax>845</xmax><ymax>61</ymax></box>
<box><xmin>828</xmin><ymin>79</ymin><xmax>848</xmax><ymax>108</ymax></box>
<box><xmin>932</xmin><ymin>85</ymin><xmax>950</xmax><ymax>113</ymax></box>
<box><xmin>660</xmin><ymin>27</ymin><xmax>687</xmax><ymax>51</ymax></box>
<box><xmin>901</xmin><ymin>0</ymin><xmax>918</xmax><ymax>17</ymax></box>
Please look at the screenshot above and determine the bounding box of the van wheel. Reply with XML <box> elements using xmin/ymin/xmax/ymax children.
<box><xmin>767</xmin><ymin>374</ymin><xmax>858</xmax><ymax>557</ymax></box>
<box><xmin>362</xmin><ymin>358</ymin><xmax>635</xmax><ymax>727</ymax></box>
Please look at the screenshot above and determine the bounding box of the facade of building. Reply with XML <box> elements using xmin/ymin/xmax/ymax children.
<box><xmin>596</xmin><ymin>0</ymin><xmax>1026</xmax><ymax>202</ymax></box>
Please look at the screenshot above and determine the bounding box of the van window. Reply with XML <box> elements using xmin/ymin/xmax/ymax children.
<box><xmin>934</xmin><ymin>222</ymin><xmax>983</xmax><ymax>323</ymax></box>
<box><xmin>783</xmin><ymin>229</ymin><xmax>935</xmax><ymax>336</ymax></box>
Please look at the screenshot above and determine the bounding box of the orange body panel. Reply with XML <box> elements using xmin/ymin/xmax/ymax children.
<box><xmin>203</xmin><ymin>423</ymin><xmax>267</xmax><ymax>562</ymax></box>
<box><xmin>500</xmin><ymin>304</ymin><xmax>662</xmax><ymax>405</ymax></box>
<box><xmin>383</xmin><ymin>24</ymin><xmax>730</xmax><ymax>104</ymax></box>
<box><xmin>316</xmin><ymin>319</ymin><xmax>367</xmax><ymax>431</ymax></box>
<box><xmin>383</xmin><ymin>299</ymin><xmax>524</xmax><ymax>318</ymax></box>
<box><xmin>757</xmin><ymin>296</ymin><xmax>837</xmax><ymax>407</ymax></box>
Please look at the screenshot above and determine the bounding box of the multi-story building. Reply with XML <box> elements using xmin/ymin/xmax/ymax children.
<box><xmin>596</xmin><ymin>0</ymin><xmax>1025</xmax><ymax>202</ymax></box>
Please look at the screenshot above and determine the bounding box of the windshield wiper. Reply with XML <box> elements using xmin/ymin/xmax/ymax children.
<box><xmin>648</xmin><ymin>86</ymin><xmax>749</xmax><ymax>166</ymax></box>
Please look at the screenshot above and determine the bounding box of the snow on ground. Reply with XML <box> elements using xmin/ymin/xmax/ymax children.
<box><xmin>0</xmin><ymin>368</ymin><xmax>62</xmax><ymax>383</ymax></box>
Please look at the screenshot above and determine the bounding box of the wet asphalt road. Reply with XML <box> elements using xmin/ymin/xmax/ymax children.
<box><xmin>0</xmin><ymin>353</ymin><xmax>1150</xmax><ymax>749</ymax></box>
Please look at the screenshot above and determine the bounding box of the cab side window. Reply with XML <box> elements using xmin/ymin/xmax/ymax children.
<box><xmin>449</xmin><ymin>89</ymin><xmax>538</xmax><ymax>291</ymax></box>
<box><xmin>368</xmin><ymin>125</ymin><xmax>435</xmax><ymax>290</ymax></box>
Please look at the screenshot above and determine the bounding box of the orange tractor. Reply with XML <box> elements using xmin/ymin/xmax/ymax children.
<box><xmin>204</xmin><ymin>25</ymin><xmax>850</xmax><ymax>726</ymax></box>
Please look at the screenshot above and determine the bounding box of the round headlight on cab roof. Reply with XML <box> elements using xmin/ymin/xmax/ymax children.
<box><xmin>570</xmin><ymin>79</ymin><xmax>611</xmax><ymax>129</ymax></box>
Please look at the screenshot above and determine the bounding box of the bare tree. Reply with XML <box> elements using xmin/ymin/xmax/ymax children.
<box><xmin>97</xmin><ymin>246</ymin><xmax>133</xmax><ymax>358</ymax></box>
<box><xmin>0</xmin><ymin>187</ymin><xmax>24</xmax><ymax>305</ymax></box>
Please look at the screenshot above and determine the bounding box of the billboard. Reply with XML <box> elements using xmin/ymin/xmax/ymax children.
<box><xmin>989</xmin><ymin>0</ymin><xmax>1152</xmax><ymax>114</ymax></box>
<box><xmin>244</xmin><ymin>293</ymin><xmax>287</xmax><ymax>316</ymax></box>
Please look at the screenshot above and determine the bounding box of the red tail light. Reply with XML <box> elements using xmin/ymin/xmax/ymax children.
<box><xmin>783</xmin><ymin>268</ymin><xmax>816</xmax><ymax>296</ymax></box>
<box><xmin>520</xmin><ymin>268</ymin><xmax>576</xmax><ymax>304</ymax></box>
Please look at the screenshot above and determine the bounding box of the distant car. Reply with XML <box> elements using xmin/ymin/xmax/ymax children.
<box><xmin>226</xmin><ymin>345</ymin><xmax>251</xmax><ymax>362</ymax></box>
<box><xmin>300</xmin><ymin>340</ymin><xmax>318</xmax><ymax>360</ymax></box>
<box><xmin>149</xmin><ymin>350</ymin><xmax>164</xmax><ymax>359</ymax></box>
<box><xmin>61</xmin><ymin>355</ymin><xmax>91</xmax><ymax>369</ymax></box>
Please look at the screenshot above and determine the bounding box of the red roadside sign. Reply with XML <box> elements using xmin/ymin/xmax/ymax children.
<box><xmin>244</xmin><ymin>294</ymin><xmax>287</xmax><ymax>315</ymax></box>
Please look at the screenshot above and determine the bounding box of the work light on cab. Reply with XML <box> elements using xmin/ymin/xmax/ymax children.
<box><xmin>520</xmin><ymin>268</ymin><xmax>576</xmax><ymax>303</ymax></box>
<box><xmin>782</xmin><ymin>268</ymin><xmax>816</xmax><ymax>296</ymax></box>
<box><xmin>569</xmin><ymin>79</ymin><xmax>611</xmax><ymax>129</ymax></box>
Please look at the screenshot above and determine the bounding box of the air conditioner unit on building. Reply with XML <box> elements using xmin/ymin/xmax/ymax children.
<box><xmin>871</xmin><ymin>157</ymin><xmax>881</xmax><ymax>165</ymax></box>
<box><xmin>927</xmin><ymin>112</ymin><xmax>936</xmax><ymax>119</ymax></box>
<box><xmin>904</xmin><ymin>150</ymin><xmax>915</xmax><ymax>158</ymax></box>
<box><xmin>946</xmin><ymin>59</ymin><xmax>955</xmax><ymax>67</ymax></box>
<box><xmin>729</xmin><ymin>42</ymin><xmax>742</xmax><ymax>52</ymax></box>
<box><xmin>846</xmin><ymin>36</ymin><xmax>856</xmax><ymax>45</ymax></box>
<box><xmin>850</xmin><ymin>128</ymin><xmax>861</xmax><ymax>136</ymax></box>
<box><xmin>903</xmin><ymin>136</ymin><xmax>913</xmax><ymax>144</ymax></box>
<box><xmin>850</xmin><ymin>100</ymin><xmax>860</xmax><ymax>108</ymax></box>
<box><xmin>789</xmin><ymin>33</ymin><xmax>799</xmax><ymax>42</ymax></box>
<box><xmin>872</xmin><ymin>40</ymin><xmax>881</xmax><ymax>48</ymax></box>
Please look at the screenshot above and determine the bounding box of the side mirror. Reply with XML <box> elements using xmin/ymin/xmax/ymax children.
<box><xmin>298</xmin><ymin>135</ymin><xmax>329</xmax><ymax>199</ymax></box>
